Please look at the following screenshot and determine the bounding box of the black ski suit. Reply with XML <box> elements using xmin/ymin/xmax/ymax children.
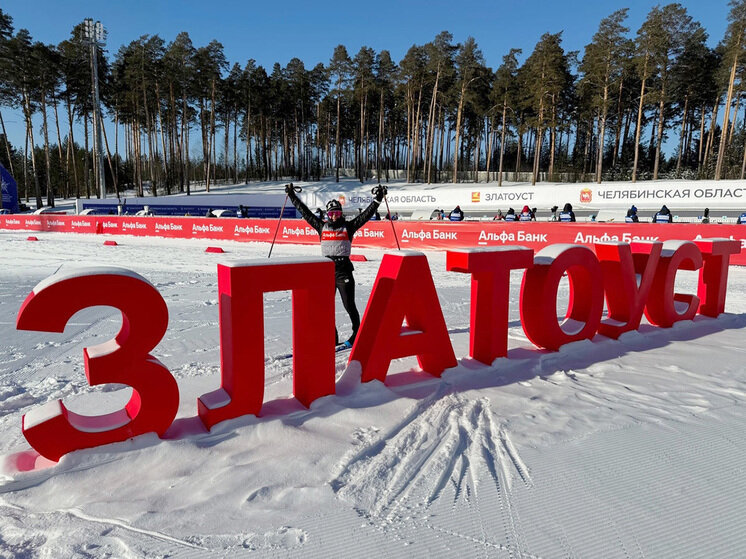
<box><xmin>288</xmin><ymin>190</ymin><xmax>383</xmax><ymax>345</ymax></box>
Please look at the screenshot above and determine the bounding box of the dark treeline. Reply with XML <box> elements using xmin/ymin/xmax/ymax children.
<box><xmin>2</xmin><ymin>3</ymin><xmax>746</xmax><ymax>209</ymax></box>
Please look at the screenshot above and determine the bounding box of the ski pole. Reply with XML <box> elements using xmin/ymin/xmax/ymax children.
<box><xmin>373</xmin><ymin>185</ymin><xmax>400</xmax><ymax>250</ymax></box>
<box><xmin>268</xmin><ymin>183</ymin><xmax>301</xmax><ymax>258</ymax></box>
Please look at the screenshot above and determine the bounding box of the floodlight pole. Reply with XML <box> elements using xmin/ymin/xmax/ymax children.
<box><xmin>84</xmin><ymin>19</ymin><xmax>107</xmax><ymax>199</ymax></box>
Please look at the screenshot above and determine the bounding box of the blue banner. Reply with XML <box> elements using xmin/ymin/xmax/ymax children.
<box><xmin>0</xmin><ymin>163</ymin><xmax>19</xmax><ymax>213</ymax></box>
<box><xmin>81</xmin><ymin>202</ymin><xmax>296</xmax><ymax>219</ymax></box>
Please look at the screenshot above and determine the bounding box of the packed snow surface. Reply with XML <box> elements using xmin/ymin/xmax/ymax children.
<box><xmin>1</xmin><ymin>230</ymin><xmax>746</xmax><ymax>558</ymax></box>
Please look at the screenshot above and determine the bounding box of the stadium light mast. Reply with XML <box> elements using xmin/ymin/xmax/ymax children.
<box><xmin>82</xmin><ymin>18</ymin><xmax>107</xmax><ymax>199</ymax></box>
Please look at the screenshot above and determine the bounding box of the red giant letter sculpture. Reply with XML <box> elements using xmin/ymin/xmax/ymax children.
<box><xmin>694</xmin><ymin>238</ymin><xmax>741</xmax><ymax>317</ymax></box>
<box><xmin>16</xmin><ymin>267</ymin><xmax>179</xmax><ymax>461</ymax></box>
<box><xmin>350</xmin><ymin>252</ymin><xmax>457</xmax><ymax>382</ymax></box>
<box><xmin>446</xmin><ymin>247</ymin><xmax>534</xmax><ymax>364</ymax></box>
<box><xmin>520</xmin><ymin>244</ymin><xmax>604</xmax><ymax>351</ymax></box>
<box><xmin>644</xmin><ymin>241</ymin><xmax>703</xmax><ymax>328</ymax></box>
<box><xmin>594</xmin><ymin>241</ymin><xmax>662</xmax><ymax>339</ymax></box>
<box><xmin>198</xmin><ymin>258</ymin><xmax>336</xmax><ymax>430</ymax></box>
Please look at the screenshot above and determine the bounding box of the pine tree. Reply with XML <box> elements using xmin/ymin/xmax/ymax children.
<box><xmin>352</xmin><ymin>46</ymin><xmax>375</xmax><ymax>182</ymax></box>
<box><xmin>59</xmin><ymin>24</ymin><xmax>93</xmax><ymax>198</ymax></box>
<box><xmin>649</xmin><ymin>4</ymin><xmax>698</xmax><ymax>180</ymax></box>
<box><xmin>0</xmin><ymin>9</ymin><xmax>15</xmax><ymax>193</ymax></box>
<box><xmin>374</xmin><ymin>50</ymin><xmax>396</xmax><ymax>181</ymax></box>
<box><xmin>397</xmin><ymin>45</ymin><xmax>426</xmax><ymax>182</ymax></box>
<box><xmin>632</xmin><ymin>6</ymin><xmax>660</xmax><ymax>182</ymax></box>
<box><xmin>522</xmin><ymin>32</ymin><xmax>570</xmax><ymax>185</ymax></box>
<box><xmin>453</xmin><ymin>37</ymin><xmax>486</xmax><ymax>183</ymax></box>
<box><xmin>163</xmin><ymin>32</ymin><xmax>195</xmax><ymax>192</ymax></box>
<box><xmin>329</xmin><ymin>45</ymin><xmax>351</xmax><ymax>183</ymax></box>
<box><xmin>670</xmin><ymin>28</ymin><xmax>716</xmax><ymax>176</ymax></box>
<box><xmin>716</xmin><ymin>0</ymin><xmax>746</xmax><ymax>179</ymax></box>
<box><xmin>580</xmin><ymin>9</ymin><xmax>629</xmax><ymax>183</ymax></box>
<box><xmin>7</xmin><ymin>29</ymin><xmax>43</xmax><ymax>207</ymax></box>
<box><xmin>193</xmin><ymin>40</ymin><xmax>226</xmax><ymax>191</ymax></box>
<box><xmin>492</xmin><ymin>49</ymin><xmax>521</xmax><ymax>185</ymax></box>
<box><xmin>33</xmin><ymin>42</ymin><xmax>61</xmax><ymax>206</ymax></box>
<box><xmin>423</xmin><ymin>32</ymin><xmax>456</xmax><ymax>184</ymax></box>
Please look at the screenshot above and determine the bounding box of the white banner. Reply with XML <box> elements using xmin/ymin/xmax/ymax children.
<box><xmin>319</xmin><ymin>181</ymin><xmax>746</xmax><ymax>213</ymax></box>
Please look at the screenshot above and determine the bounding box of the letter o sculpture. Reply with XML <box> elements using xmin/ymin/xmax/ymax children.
<box><xmin>520</xmin><ymin>244</ymin><xmax>604</xmax><ymax>351</ymax></box>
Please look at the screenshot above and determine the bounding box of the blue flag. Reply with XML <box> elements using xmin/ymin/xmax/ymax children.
<box><xmin>0</xmin><ymin>163</ymin><xmax>19</xmax><ymax>213</ymax></box>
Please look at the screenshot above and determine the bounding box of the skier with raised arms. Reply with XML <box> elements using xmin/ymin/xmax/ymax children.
<box><xmin>285</xmin><ymin>184</ymin><xmax>387</xmax><ymax>349</ymax></box>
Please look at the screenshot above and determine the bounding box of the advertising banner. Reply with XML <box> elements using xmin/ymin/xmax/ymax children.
<box><xmin>321</xmin><ymin>181</ymin><xmax>746</xmax><ymax>214</ymax></box>
<box><xmin>3</xmin><ymin>214</ymin><xmax>746</xmax><ymax>265</ymax></box>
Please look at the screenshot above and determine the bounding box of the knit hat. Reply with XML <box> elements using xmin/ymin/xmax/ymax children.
<box><xmin>326</xmin><ymin>199</ymin><xmax>342</xmax><ymax>212</ymax></box>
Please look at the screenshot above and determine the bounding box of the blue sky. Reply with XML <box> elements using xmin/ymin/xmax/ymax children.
<box><xmin>0</xmin><ymin>0</ymin><xmax>733</xmax><ymax>153</ymax></box>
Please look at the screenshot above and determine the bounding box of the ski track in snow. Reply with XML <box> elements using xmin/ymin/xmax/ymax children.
<box><xmin>332</xmin><ymin>390</ymin><xmax>534</xmax><ymax>556</ymax></box>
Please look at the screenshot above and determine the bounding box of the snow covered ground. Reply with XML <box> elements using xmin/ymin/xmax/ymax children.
<box><xmin>1</xmin><ymin>229</ymin><xmax>746</xmax><ymax>558</ymax></box>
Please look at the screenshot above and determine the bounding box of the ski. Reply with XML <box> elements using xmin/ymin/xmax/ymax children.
<box><xmin>336</xmin><ymin>342</ymin><xmax>353</xmax><ymax>352</ymax></box>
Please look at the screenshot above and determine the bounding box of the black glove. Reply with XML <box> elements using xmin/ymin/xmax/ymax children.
<box><xmin>284</xmin><ymin>183</ymin><xmax>294</xmax><ymax>195</ymax></box>
<box><xmin>373</xmin><ymin>185</ymin><xmax>387</xmax><ymax>202</ymax></box>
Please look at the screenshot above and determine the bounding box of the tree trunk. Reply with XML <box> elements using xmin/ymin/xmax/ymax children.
<box><xmin>51</xmin><ymin>94</ymin><xmax>67</xmax><ymax>198</ymax></box>
<box><xmin>453</xmin><ymin>81</ymin><xmax>467</xmax><ymax>183</ymax></box>
<box><xmin>697</xmin><ymin>105</ymin><xmax>706</xmax><ymax>170</ymax></box>
<box><xmin>549</xmin><ymin>96</ymin><xmax>557</xmax><ymax>182</ymax></box>
<box><xmin>426</xmin><ymin>64</ymin><xmax>440</xmax><ymax>184</ymax></box>
<box><xmin>335</xmin><ymin>75</ymin><xmax>342</xmax><ymax>183</ymax></box>
<box><xmin>142</xmin><ymin>81</ymin><xmax>156</xmax><ymax>196</ymax></box>
<box><xmin>412</xmin><ymin>85</ymin><xmax>422</xmax><ymax>181</ymax></box>
<box><xmin>631</xmin><ymin>59</ymin><xmax>648</xmax><ymax>183</ymax></box>
<box><xmin>234</xmin><ymin>109</ymin><xmax>238</xmax><ymax>183</ymax></box>
<box><xmin>147</xmin><ymin>117</ymin><xmax>157</xmax><ymax>197</ymax></box>
<box><xmin>66</xmin><ymin>96</ymin><xmax>79</xmax><ymax>197</ymax></box>
<box><xmin>377</xmin><ymin>89</ymin><xmax>384</xmax><ymax>181</ymax></box>
<box><xmin>583</xmin><ymin>119</ymin><xmax>593</xmax><ymax>177</ymax></box>
<box><xmin>359</xmin><ymin>86</ymin><xmax>366</xmax><ymax>182</ymax></box>
<box><xmin>596</xmin><ymin>80</ymin><xmax>609</xmax><ymax>183</ymax></box>
<box><xmin>40</xmin><ymin>89</ymin><xmax>54</xmax><ymax>207</ymax></box>
<box><xmin>261</xmin><ymin>115</ymin><xmax>269</xmax><ymax>180</ymax></box>
<box><xmin>653</xmin><ymin>84</ymin><xmax>666</xmax><ymax>180</ymax></box>
<box><xmin>729</xmin><ymin>89</ymin><xmax>742</xmax><ymax>146</ymax></box>
<box><xmin>23</xmin><ymin>90</ymin><xmax>42</xmax><ymax>207</ymax></box>
<box><xmin>438</xmin><ymin>107</ymin><xmax>446</xmax><ymax>182</ymax></box>
<box><xmin>676</xmin><ymin>94</ymin><xmax>689</xmax><ymax>176</ymax></box>
<box><xmin>156</xmin><ymin>83</ymin><xmax>169</xmax><ymax>194</ymax></box>
<box><xmin>0</xmin><ymin>110</ymin><xmax>14</xmax><ymax>177</ymax></box>
<box><xmin>532</xmin><ymin>100</ymin><xmax>545</xmax><ymax>186</ymax></box>
<box><xmin>207</xmin><ymin>78</ymin><xmax>216</xmax><ymax>191</ymax></box>
<box><xmin>515</xmin><ymin>128</ymin><xmax>522</xmax><ymax>180</ymax></box>
<box><xmin>498</xmin><ymin>97</ymin><xmax>507</xmax><ymax>186</ymax></box>
<box><xmin>704</xmin><ymin>98</ymin><xmax>720</xmax><ymax>170</ymax></box>
<box><xmin>199</xmin><ymin>98</ymin><xmax>208</xmax><ymax>188</ymax></box>
<box><xmin>24</xmin><ymin>126</ymin><xmax>28</xmax><ymax>202</ymax></box>
<box><xmin>224</xmin><ymin>109</ymin><xmax>230</xmax><ymax>182</ymax></box>
<box><xmin>716</xmin><ymin>40</ymin><xmax>740</xmax><ymax>180</ymax></box>
<box><xmin>405</xmin><ymin>85</ymin><xmax>412</xmax><ymax>181</ymax></box>
<box><xmin>133</xmin><ymin>117</ymin><xmax>142</xmax><ymax>196</ymax></box>
<box><xmin>365</xmin><ymin>110</ymin><xmax>369</xmax><ymax>182</ymax></box>
<box><xmin>245</xmin><ymin>101</ymin><xmax>251</xmax><ymax>182</ymax></box>
<box><xmin>182</xmin><ymin>94</ymin><xmax>190</xmax><ymax>194</ymax></box>
<box><xmin>612</xmin><ymin>77</ymin><xmax>624</xmax><ymax>167</ymax></box>
<box><xmin>486</xmin><ymin>115</ymin><xmax>494</xmax><ymax>183</ymax></box>
<box><xmin>168</xmin><ymin>83</ymin><xmax>178</xmax><ymax>190</ymax></box>
<box><xmin>621</xmin><ymin>108</ymin><xmax>632</xmax><ymax>161</ymax></box>
<box><xmin>101</xmin><ymin>120</ymin><xmax>118</xmax><ymax>197</ymax></box>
